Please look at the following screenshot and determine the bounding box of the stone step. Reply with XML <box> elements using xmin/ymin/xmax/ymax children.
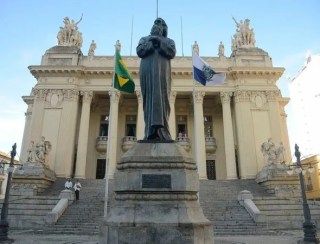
<box><xmin>8</xmin><ymin>209</ymin><xmax>51</xmax><ymax>215</ymax></box>
<box><xmin>213</xmin><ymin>221</ymin><xmax>258</xmax><ymax>226</ymax></box>
<box><xmin>6</xmin><ymin>204</ymin><xmax>54</xmax><ymax>210</ymax></box>
<box><xmin>37</xmin><ymin>229</ymin><xmax>99</xmax><ymax>235</ymax></box>
<box><xmin>7</xmin><ymin>199</ymin><xmax>59</xmax><ymax>205</ymax></box>
<box><xmin>214</xmin><ymin>230</ymin><xmax>273</xmax><ymax>236</ymax></box>
<box><xmin>254</xmin><ymin>199</ymin><xmax>301</xmax><ymax>205</ymax></box>
<box><xmin>10</xmin><ymin>178</ymin><xmax>320</xmax><ymax>236</ymax></box>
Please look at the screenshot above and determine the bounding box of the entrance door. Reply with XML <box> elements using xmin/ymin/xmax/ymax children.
<box><xmin>206</xmin><ymin>160</ymin><xmax>216</xmax><ymax>180</ymax></box>
<box><xmin>96</xmin><ymin>159</ymin><xmax>106</xmax><ymax>179</ymax></box>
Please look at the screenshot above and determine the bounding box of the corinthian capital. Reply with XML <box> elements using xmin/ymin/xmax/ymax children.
<box><xmin>63</xmin><ymin>89</ymin><xmax>79</xmax><ymax>101</ymax></box>
<box><xmin>265</xmin><ymin>90</ymin><xmax>281</xmax><ymax>101</ymax></box>
<box><xmin>109</xmin><ymin>90</ymin><xmax>120</xmax><ymax>102</ymax></box>
<box><xmin>234</xmin><ymin>90</ymin><xmax>250</xmax><ymax>103</ymax></box>
<box><xmin>80</xmin><ymin>90</ymin><xmax>93</xmax><ymax>103</ymax></box>
<box><xmin>220</xmin><ymin>92</ymin><xmax>233</xmax><ymax>104</ymax></box>
<box><xmin>135</xmin><ymin>90</ymin><xmax>143</xmax><ymax>103</ymax></box>
<box><xmin>170</xmin><ymin>91</ymin><xmax>177</xmax><ymax>103</ymax></box>
<box><xmin>193</xmin><ymin>91</ymin><xmax>205</xmax><ymax>104</ymax></box>
<box><xmin>32</xmin><ymin>88</ymin><xmax>49</xmax><ymax>101</ymax></box>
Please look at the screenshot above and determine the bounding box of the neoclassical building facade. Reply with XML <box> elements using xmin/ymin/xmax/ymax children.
<box><xmin>20</xmin><ymin>18</ymin><xmax>290</xmax><ymax>181</ymax></box>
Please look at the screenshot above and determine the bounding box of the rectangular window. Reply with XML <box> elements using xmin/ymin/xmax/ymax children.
<box><xmin>126</xmin><ymin>115</ymin><xmax>136</xmax><ymax>136</ymax></box>
<box><xmin>204</xmin><ymin>115</ymin><xmax>213</xmax><ymax>137</ymax></box>
<box><xmin>99</xmin><ymin>115</ymin><xmax>109</xmax><ymax>136</ymax></box>
<box><xmin>96</xmin><ymin>159</ymin><xmax>106</xmax><ymax>179</ymax></box>
<box><xmin>176</xmin><ymin>115</ymin><xmax>188</xmax><ymax>137</ymax></box>
<box><xmin>206</xmin><ymin>160</ymin><xmax>216</xmax><ymax>180</ymax></box>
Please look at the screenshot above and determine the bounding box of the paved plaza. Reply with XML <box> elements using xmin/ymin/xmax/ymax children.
<box><xmin>7</xmin><ymin>230</ymin><xmax>304</xmax><ymax>244</ymax></box>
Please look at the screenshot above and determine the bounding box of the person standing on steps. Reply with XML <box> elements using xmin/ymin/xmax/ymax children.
<box><xmin>65</xmin><ymin>178</ymin><xmax>73</xmax><ymax>190</ymax></box>
<box><xmin>74</xmin><ymin>179</ymin><xmax>82</xmax><ymax>200</ymax></box>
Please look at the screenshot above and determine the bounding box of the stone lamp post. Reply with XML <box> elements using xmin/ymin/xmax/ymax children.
<box><xmin>0</xmin><ymin>143</ymin><xmax>24</xmax><ymax>242</ymax></box>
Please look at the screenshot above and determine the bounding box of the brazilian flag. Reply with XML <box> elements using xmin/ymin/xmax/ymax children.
<box><xmin>113</xmin><ymin>49</ymin><xmax>135</xmax><ymax>93</ymax></box>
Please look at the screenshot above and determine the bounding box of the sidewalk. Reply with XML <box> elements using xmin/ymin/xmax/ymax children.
<box><xmin>7</xmin><ymin>230</ymin><xmax>304</xmax><ymax>244</ymax></box>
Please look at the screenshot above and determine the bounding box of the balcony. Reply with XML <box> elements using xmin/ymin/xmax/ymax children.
<box><xmin>96</xmin><ymin>136</ymin><xmax>108</xmax><ymax>153</ymax></box>
<box><xmin>122</xmin><ymin>136</ymin><xmax>137</xmax><ymax>152</ymax></box>
<box><xmin>176</xmin><ymin>137</ymin><xmax>191</xmax><ymax>152</ymax></box>
<box><xmin>205</xmin><ymin>137</ymin><xmax>217</xmax><ymax>153</ymax></box>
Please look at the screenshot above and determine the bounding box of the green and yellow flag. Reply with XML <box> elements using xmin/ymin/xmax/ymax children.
<box><xmin>113</xmin><ymin>49</ymin><xmax>135</xmax><ymax>93</ymax></box>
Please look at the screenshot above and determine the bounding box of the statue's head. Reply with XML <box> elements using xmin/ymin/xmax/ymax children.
<box><xmin>150</xmin><ymin>18</ymin><xmax>168</xmax><ymax>37</ymax></box>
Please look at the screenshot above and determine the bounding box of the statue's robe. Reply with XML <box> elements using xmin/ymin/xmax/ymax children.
<box><xmin>137</xmin><ymin>35</ymin><xmax>176</xmax><ymax>140</ymax></box>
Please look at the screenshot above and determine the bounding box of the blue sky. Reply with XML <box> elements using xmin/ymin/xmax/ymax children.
<box><xmin>0</xmin><ymin>0</ymin><xmax>319</xmax><ymax>157</ymax></box>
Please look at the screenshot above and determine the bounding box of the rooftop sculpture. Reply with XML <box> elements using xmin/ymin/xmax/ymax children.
<box><xmin>57</xmin><ymin>14</ymin><xmax>83</xmax><ymax>48</ymax></box>
<box><xmin>231</xmin><ymin>17</ymin><xmax>256</xmax><ymax>51</ymax></box>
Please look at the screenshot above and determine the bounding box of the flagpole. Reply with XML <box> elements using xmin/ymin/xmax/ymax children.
<box><xmin>191</xmin><ymin>47</ymin><xmax>200</xmax><ymax>202</ymax></box>
<box><xmin>130</xmin><ymin>16</ymin><xmax>134</xmax><ymax>56</ymax></box>
<box><xmin>191</xmin><ymin>47</ymin><xmax>196</xmax><ymax>95</ymax></box>
<box><xmin>181</xmin><ymin>16</ymin><xmax>184</xmax><ymax>57</ymax></box>
<box><xmin>156</xmin><ymin>0</ymin><xmax>158</xmax><ymax>18</ymax></box>
<box><xmin>104</xmin><ymin>42</ymin><xmax>118</xmax><ymax>218</ymax></box>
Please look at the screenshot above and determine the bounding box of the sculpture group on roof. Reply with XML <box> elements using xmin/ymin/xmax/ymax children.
<box><xmin>55</xmin><ymin>15</ymin><xmax>257</xmax><ymax>56</ymax></box>
<box><xmin>57</xmin><ymin>14</ymin><xmax>83</xmax><ymax>48</ymax></box>
<box><xmin>231</xmin><ymin>17</ymin><xmax>256</xmax><ymax>51</ymax></box>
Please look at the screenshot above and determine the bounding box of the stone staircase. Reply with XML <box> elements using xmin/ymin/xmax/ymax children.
<box><xmin>199</xmin><ymin>179</ymin><xmax>273</xmax><ymax>235</ymax></box>
<box><xmin>37</xmin><ymin>178</ymin><xmax>105</xmax><ymax>235</ymax></box>
<box><xmin>0</xmin><ymin>195</ymin><xmax>60</xmax><ymax>229</ymax></box>
<box><xmin>4</xmin><ymin>177</ymin><xmax>320</xmax><ymax>236</ymax></box>
<box><xmin>254</xmin><ymin>196</ymin><xmax>320</xmax><ymax>230</ymax></box>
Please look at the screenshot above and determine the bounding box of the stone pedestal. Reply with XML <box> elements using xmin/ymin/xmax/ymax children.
<box><xmin>99</xmin><ymin>142</ymin><xmax>214</xmax><ymax>244</ymax></box>
<box><xmin>11</xmin><ymin>162</ymin><xmax>56</xmax><ymax>196</ymax></box>
<box><xmin>256</xmin><ymin>163</ymin><xmax>301</xmax><ymax>198</ymax></box>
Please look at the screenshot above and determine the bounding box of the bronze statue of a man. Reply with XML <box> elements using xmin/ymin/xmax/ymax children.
<box><xmin>136</xmin><ymin>18</ymin><xmax>176</xmax><ymax>140</ymax></box>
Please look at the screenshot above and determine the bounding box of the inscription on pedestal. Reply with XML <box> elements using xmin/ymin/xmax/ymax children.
<box><xmin>142</xmin><ymin>174</ymin><xmax>171</xmax><ymax>189</ymax></box>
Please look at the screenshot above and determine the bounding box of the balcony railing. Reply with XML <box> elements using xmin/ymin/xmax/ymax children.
<box><xmin>122</xmin><ymin>136</ymin><xmax>137</xmax><ymax>152</ymax></box>
<box><xmin>205</xmin><ymin>137</ymin><xmax>217</xmax><ymax>153</ymax></box>
<box><xmin>176</xmin><ymin>137</ymin><xmax>191</xmax><ymax>152</ymax></box>
<box><xmin>96</xmin><ymin>136</ymin><xmax>108</xmax><ymax>153</ymax></box>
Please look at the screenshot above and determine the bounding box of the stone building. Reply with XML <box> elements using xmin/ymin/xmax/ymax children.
<box><xmin>289</xmin><ymin>53</ymin><xmax>320</xmax><ymax>156</ymax></box>
<box><xmin>19</xmin><ymin>17</ymin><xmax>291</xmax><ymax>181</ymax></box>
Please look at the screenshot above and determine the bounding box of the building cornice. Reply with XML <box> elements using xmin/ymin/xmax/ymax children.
<box><xmin>29</xmin><ymin>65</ymin><xmax>284</xmax><ymax>81</ymax></box>
<box><xmin>228</xmin><ymin>67</ymin><xmax>284</xmax><ymax>80</ymax></box>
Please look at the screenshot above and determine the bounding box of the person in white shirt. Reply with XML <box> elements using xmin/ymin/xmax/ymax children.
<box><xmin>74</xmin><ymin>179</ymin><xmax>82</xmax><ymax>200</ymax></box>
<box><xmin>65</xmin><ymin>179</ymin><xmax>73</xmax><ymax>190</ymax></box>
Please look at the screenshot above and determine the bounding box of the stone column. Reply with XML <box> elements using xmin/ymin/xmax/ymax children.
<box><xmin>106</xmin><ymin>90</ymin><xmax>120</xmax><ymax>179</ymax></box>
<box><xmin>75</xmin><ymin>90</ymin><xmax>93</xmax><ymax>179</ymax></box>
<box><xmin>221</xmin><ymin>92</ymin><xmax>237</xmax><ymax>179</ymax></box>
<box><xmin>193</xmin><ymin>91</ymin><xmax>207</xmax><ymax>179</ymax></box>
<box><xmin>169</xmin><ymin>91</ymin><xmax>177</xmax><ymax>139</ymax></box>
<box><xmin>266</xmin><ymin>90</ymin><xmax>282</xmax><ymax>144</ymax></box>
<box><xmin>20</xmin><ymin>96</ymin><xmax>34</xmax><ymax>163</ymax></box>
<box><xmin>135</xmin><ymin>90</ymin><xmax>144</xmax><ymax>140</ymax></box>
<box><xmin>29</xmin><ymin>88</ymin><xmax>48</xmax><ymax>141</ymax></box>
<box><xmin>55</xmin><ymin>89</ymin><xmax>80</xmax><ymax>177</ymax></box>
<box><xmin>234</xmin><ymin>90</ymin><xmax>256</xmax><ymax>179</ymax></box>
